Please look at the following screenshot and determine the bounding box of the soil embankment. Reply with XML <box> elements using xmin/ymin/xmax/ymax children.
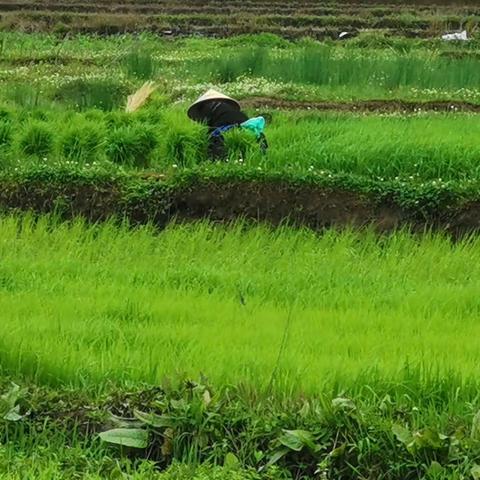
<box><xmin>243</xmin><ymin>97</ymin><xmax>480</xmax><ymax>113</ymax></box>
<box><xmin>1</xmin><ymin>176</ymin><xmax>479</xmax><ymax>236</ymax></box>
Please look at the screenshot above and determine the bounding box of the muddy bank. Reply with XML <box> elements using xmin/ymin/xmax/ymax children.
<box><xmin>0</xmin><ymin>176</ymin><xmax>479</xmax><ymax>236</ymax></box>
<box><xmin>243</xmin><ymin>97</ymin><xmax>480</xmax><ymax>113</ymax></box>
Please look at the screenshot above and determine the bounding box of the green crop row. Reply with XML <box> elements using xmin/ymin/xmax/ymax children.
<box><xmin>2</xmin><ymin>209</ymin><xmax>480</xmax><ymax>476</ymax></box>
<box><xmin>197</xmin><ymin>45</ymin><xmax>480</xmax><ymax>90</ymax></box>
<box><xmin>2</xmin><ymin>32</ymin><xmax>480</xmax><ymax>108</ymax></box>
<box><xmin>0</xmin><ymin>214</ymin><xmax>479</xmax><ymax>390</ymax></box>
<box><xmin>0</xmin><ymin>106</ymin><xmax>480</xmax><ymax>183</ymax></box>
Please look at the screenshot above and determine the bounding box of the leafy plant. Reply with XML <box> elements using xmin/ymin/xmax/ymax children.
<box><xmin>1</xmin><ymin>383</ymin><xmax>24</xmax><ymax>422</ymax></box>
<box><xmin>223</xmin><ymin>128</ymin><xmax>258</xmax><ymax>162</ymax></box>
<box><xmin>99</xmin><ymin>428</ymin><xmax>148</xmax><ymax>449</ymax></box>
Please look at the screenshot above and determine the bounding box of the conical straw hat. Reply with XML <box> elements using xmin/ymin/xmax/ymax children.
<box><xmin>187</xmin><ymin>89</ymin><xmax>240</xmax><ymax>120</ymax></box>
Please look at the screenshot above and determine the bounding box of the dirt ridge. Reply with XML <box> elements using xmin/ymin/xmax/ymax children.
<box><xmin>243</xmin><ymin>97</ymin><xmax>480</xmax><ymax>113</ymax></box>
<box><xmin>1</xmin><ymin>178</ymin><xmax>479</xmax><ymax>236</ymax></box>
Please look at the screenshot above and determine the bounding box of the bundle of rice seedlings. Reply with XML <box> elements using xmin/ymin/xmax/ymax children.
<box><xmin>60</xmin><ymin>120</ymin><xmax>105</xmax><ymax>163</ymax></box>
<box><xmin>125</xmin><ymin>81</ymin><xmax>157</xmax><ymax>113</ymax></box>
<box><xmin>123</xmin><ymin>49</ymin><xmax>157</xmax><ymax>80</ymax></box>
<box><xmin>18</xmin><ymin>121</ymin><xmax>54</xmax><ymax>158</ymax></box>
<box><xmin>106</xmin><ymin>124</ymin><xmax>158</xmax><ymax>167</ymax></box>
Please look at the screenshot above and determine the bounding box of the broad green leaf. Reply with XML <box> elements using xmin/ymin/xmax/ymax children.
<box><xmin>3</xmin><ymin>405</ymin><xmax>22</xmax><ymax>422</ymax></box>
<box><xmin>108</xmin><ymin>413</ymin><xmax>143</xmax><ymax>429</ymax></box>
<box><xmin>472</xmin><ymin>411</ymin><xmax>480</xmax><ymax>439</ymax></box>
<box><xmin>1</xmin><ymin>383</ymin><xmax>20</xmax><ymax>404</ymax></box>
<box><xmin>134</xmin><ymin>409</ymin><xmax>175</xmax><ymax>428</ymax></box>
<box><xmin>254</xmin><ymin>450</ymin><xmax>264</xmax><ymax>463</ymax></box>
<box><xmin>413</xmin><ymin>428</ymin><xmax>443</xmax><ymax>450</ymax></box>
<box><xmin>224</xmin><ymin>452</ymin><xmax>240</xmax><ymax>469</ymax></box>
<box><xmin>332</xmin><ymin>397</ymin><xmax>356</xmax><ymax>412</ymax></box>
<box><xmin>427</xmin><ymin>461</ymin><xmax>444</xmax><ymax>478</ymax></box>
<box><xmin>471</xmin><ymin>465</ymin><xmax>480</xmax><ymax>480</ymax></box>
<box><xmin>265</xmin><ymin>447</ymin><xmax>289</xmax><ymax>468</ymax></box>
<box><xmin>170</xmin><ymin>399</ymin><xmax>187</xmax><ymax>410</ymax></box>
<box><xmin>202</xmin><ymin>389</ymin><xmax>211</xmax><ymax>406</ymax></box>
<box><xmin>330</xmin><ymin>443</ymin><xmax>346</xmax><ymax>458</ymax></box>
<box><xmin>279</xmin><ymin>429</ymin><xmax>317</xmax><ymax>452</ymax></box>
<box><xmin>99</xmin><ymin>428</ymin><xmax>148</xmax><ymax>448</ymax></box>
<box><xmin>392</xmin><ymin>424</ymin><xmax>413</xmax><ymax>445</ymax></box>
<box><xmin>0</xmin><ymin>383</ymin><xmax>21</xmax><ymax>417</ymax></box>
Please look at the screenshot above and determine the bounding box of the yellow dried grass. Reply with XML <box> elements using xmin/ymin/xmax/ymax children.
<box><xmin>125</xmin><ymin>81</ymin><xmax>157</xmax><ymax>113</ymax></box>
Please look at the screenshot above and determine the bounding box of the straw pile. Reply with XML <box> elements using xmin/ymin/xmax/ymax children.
<box><xmin>125</xmin><ymin>81</ymin><xmax>156</xmax><ymax>113</ymax></box>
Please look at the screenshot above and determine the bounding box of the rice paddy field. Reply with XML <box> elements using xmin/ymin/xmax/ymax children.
<box><xmin>2</xmin><ymin>3</ymin><xmax>480</xmax><ymax>478</ymax></box>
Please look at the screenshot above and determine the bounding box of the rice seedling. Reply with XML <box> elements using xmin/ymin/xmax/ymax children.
<box><xmin>54</xmin><ymin>79</ymin><xmax>130</xmax><ymax>111</ymax></box>
<box><xmin>59</xmin><ymin>120</ymin><xmax>105</xmax><ymax>163</ymax></box>
<box><xmin>0</xmin><ymin>216</ymin><xmax>478</xmax><ymax>395</ymax></box>
<box><xmin>5</xmin><ymin>84</ymin><xmax>42</xmax><ymax>109</ymax></box>
<box><xmin>122</xmin><ymin>49</ymin><xmax>157</xmax><ymax>80</ymax></box>
<box><xmin>0</xmin><ymin>120</ymin><xmax>12</xmax><ymax>147</ymax></box>
<box><xmin>106</xmin><ymin>124</ymin><xmax>158</xmax><ymax>167</ymax></box>
<box><xmin>223</xmin><ymin>128</ymin><xmax>260</xmax><ymax>161</ymax></box>
<box><xmin>161</xmin><ymin>111</ymin><xmax>207</xmax><ymax>167</ymax></box>
<box><xmin>17</xmin><ymin>120</ymin><xmax>54</xmax><ymax>158</ymax></box>
<box><xmin>197</xmin><ymin>45</ymin><xmax>480</xmax><ymax>91</ymax></box>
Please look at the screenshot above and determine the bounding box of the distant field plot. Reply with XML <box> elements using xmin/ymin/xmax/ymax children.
<box><xmin>2</xmin><ymin>33</ymin><xmax>480</xmax><ymax>105</ymax></box>
<box><xmin>0</xmin><ymin>0</ymin><xmax>478</xmax><ymax>37</ymax></box>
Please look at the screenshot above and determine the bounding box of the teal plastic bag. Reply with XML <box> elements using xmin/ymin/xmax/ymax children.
<box><xmin>240</xmin><ymin>116</ymin><xmax>266</xmax><ymax>138</ymax></box>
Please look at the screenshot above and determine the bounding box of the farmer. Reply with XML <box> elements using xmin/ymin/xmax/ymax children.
<box><xmin>187</xmin><ymin>89</ymin><xmax>268</xmax><ymax>160</ymax></box>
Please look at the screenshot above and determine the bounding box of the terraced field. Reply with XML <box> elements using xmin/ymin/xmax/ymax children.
<box><xmin>0</xmin><ymin>0</ymin><xmax>479</xmax><ymax>37</ymax></box>
<box><xmin>1</xmin><ymin>13</ymin><xmax>480</xmax><ymax>480</ymax></box>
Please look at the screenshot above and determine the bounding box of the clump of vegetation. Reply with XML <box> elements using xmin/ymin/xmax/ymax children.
<box><xmin>210</xmin><ymin>47</ymin><xmax>267</xmax><ymax>83</ymax></box>
<box><xmin>163</xmin><ymin>128</ymin><xmax>206</xmax><ymax>167</ymax></box>
<box><xmin>17</xmin><ymin>121</ymin><xmax>54</xmax><ymax>157</ymax></box>
<box><xmin>59</xmin><ymin>120</ymin><xmax>105</xmax><ymax>163</ymax></box>
<box><xmin>106</xmin><ymin>124</ymin><xmax>158</xmax><ymax>167</ymax></box>
<box><xmin>0</xmin><ymin>120</ymin><xmax>12</xmax><ymax>147</ymax></box>
<box><xmin>105</xmin><ymin>110</ymin><xmax>134</xmax><ymax>129</ymax></box>
<box><xmin>223</xmin><ymin>128</ymin><xmax>259</xmax><ymax>161</ymax></box>
<box><xmin>6</xmin><ymin>83</ymin><xmax>42</xmax><ymax>109</ymax></box>
<box><xmin>122</xmin><ymin>48</ymin><xmax>157</xmax><ymax>80</ymax></box>
<box><xmin>54</xmin><ymin>79</ymin><xmax>130</xmax><ymax>111</ymax></box>
<box><xmin>160</xmin><ymin>111</ymin><xmax>207</xmax><ymax>167</ymax></box>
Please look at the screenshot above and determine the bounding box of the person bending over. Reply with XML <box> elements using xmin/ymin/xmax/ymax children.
<box><xmin>187</xmin><ymin>89</ymin><xmax>267</xmax><ymax>160</ymax></box>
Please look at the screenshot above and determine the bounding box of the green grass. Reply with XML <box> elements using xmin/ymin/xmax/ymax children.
<box><xmin>0</xmin><ymin>216</ymin><xmax>479</xmax><ymax>393</ymax></box>
<box><xmin>1</xmin><ymin>27</ymin><xmax>480</xmax><ymax>480</ymax></box>
<box><xmin>1</xmin><ymin>107</ymin><xmax>480</xmax><ymax>182</ymax></box>
<box><xmin>198</xmin><ymin>44</ymin><xmax>480</xmax><ymax>91</ymax></box>
<box><xmin>1</xmin><ymin>32</ymin><xmax>480</xmax><ymax>106</ymax></box>
<box><xmin>2</xmin><ymin>103</ymin><xmax>480</xmax><ymax>181</ymax></box>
